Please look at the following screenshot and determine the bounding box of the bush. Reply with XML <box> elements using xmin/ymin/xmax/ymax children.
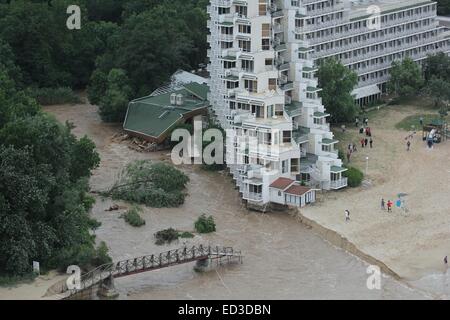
<box><xmin>91</xmin><ymin>242</ymin><xmax>113</xmax><ymax>266</ymax></box>
<box><xmin>343</xmin><ymin>167</ymin><xmax>364</xmax><ymax>188</ymax></box>
<box><xmin>110</xmin><ymin>160</ymin><xmax>189</xmax><ymax>208</ymax></box>
<box><xmin>194</xmin><ymin>214</ymin><xmax>216</xmax><ymax>234</ymax></box>
<box><xmin>154</xmin><ymin>228</ymin><xmax>179</xmax><ymax>245</ymax></box>
<box><xmin>179</xmin><ymin>231</ymin><xmax>194</xmax><ymax>239</ymax></box>
<box><xmin>123</xmin><ymin>206</ymin><xmax>146</xmax><ymax>227</ymax></box>
<box><xmin>27</xmin><ymin>87</ymin><xmax>81</xmax><ymax>105</ymax></box>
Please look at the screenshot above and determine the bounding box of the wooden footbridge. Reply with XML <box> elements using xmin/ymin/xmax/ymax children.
<box><xmin>55</xmin><ymin>245</ymin><xmax>243</xmax><ymax>299</ymax></box>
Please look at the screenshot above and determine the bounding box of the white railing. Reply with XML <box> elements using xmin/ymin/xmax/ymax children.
<box><xmin>330</xmin><ymin>178</ymin><xmax>348</xmax><ymax>189</ymax></box>
<box><xmin>243</xmin><ymin>192</ymin><xmax>263</xmax><ymax>201</ymax></box>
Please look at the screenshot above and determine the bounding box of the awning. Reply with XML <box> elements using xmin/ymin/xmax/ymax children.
<box><xmin>351</xmin><ymin>84</ymin><xmax>381</xmax><ymax>100</ymax></box>
<box><xmin>330</xmin><ymin>166</ymin><xmax>347</xmax><ymax>173</ymax></box>
<box><xmin>322</xmin><ymin>138</ymin><xmax>339</xmax><ymax>145</ymax></box>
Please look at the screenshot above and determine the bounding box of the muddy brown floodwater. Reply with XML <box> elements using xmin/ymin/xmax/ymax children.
<box><xmin>44</xmin><ymin>102</ymin><xmax>431</xmax><ymax>300</ymax></box>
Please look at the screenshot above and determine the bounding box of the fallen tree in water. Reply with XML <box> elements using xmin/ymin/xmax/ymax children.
<box><xmin>106</xmin><ymin>160</ymin><xmax>189</xmax><ymax>208</ymax></box>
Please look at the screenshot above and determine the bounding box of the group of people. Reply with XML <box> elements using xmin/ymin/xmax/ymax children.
<box><xmin>355</xmin><ymin>117</ymin><xmax>369</xmax><ymax>128</ymax></box>
<box><xmin>345</xmin><ymin>117</ymin><xmax>374</xmax><ymax>163</ymax></box>
<box><xmin>380</xmin><ymin>198</ymin><xmax>394</xmax><ymax>212</ymax></box>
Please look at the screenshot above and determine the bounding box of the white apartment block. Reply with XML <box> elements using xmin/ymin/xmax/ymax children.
<box><xmin>206</xmin><ymin>0</ymin><xmax>450</xmax><ymax>210</ymax></box>
<box><xmin>207</xmin><ymin>0</ymin><xmax>348</xmax><ymax>210</ymax></box>
<box><xmin>300</xmin><ymin>0</ymin><xmax>450</xmax><ymax>105</ymax></box>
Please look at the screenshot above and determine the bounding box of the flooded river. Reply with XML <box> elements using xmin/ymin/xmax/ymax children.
<box><xmin>46</xmin><ymin>103</ymin><xmax>432</xmax><ymax>300</ymax></box>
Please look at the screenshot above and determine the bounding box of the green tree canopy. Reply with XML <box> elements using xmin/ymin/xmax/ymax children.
<box><xmin>424</xmin><ymin>52</ymin><xmax>450</xmax><ymax>82</ymax></box>
<box><xmin>388</xmin><ymin>57</ymin><xmax>425</xmax><ymax>97</ymax></box>
<box><xmin>317</xmin><ymin>58</ymin><xmax>358</xmax><ymax>123</ymax></box>
<box><xmin>0</xmin><ymin>69</ymin><xmax>106</xmax><ymax>276</ymax></box>
<box><xmin>425</xmin><ymin>76</ymin><xmax>450</xmax><ymax>108</ymax></box>
<box><xmin>98</xmin><ymin>68</ymin><xmax>133</xmax><ymax>122</ymax></box>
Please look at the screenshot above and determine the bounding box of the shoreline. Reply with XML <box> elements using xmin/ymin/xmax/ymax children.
<box><xmin>294</xmin><ymin>208</ymin><xmax>445</xmax><ymax>299</ymax></box>
<box><xmin>294</xmin><ymin>209</ymin><xmax>400</xmax><ymax>280</ymax></box>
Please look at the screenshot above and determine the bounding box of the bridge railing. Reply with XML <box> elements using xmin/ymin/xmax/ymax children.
<box><xmin>60</xmin><ymin>245</ymin><xmax>243</xmax><ymax>297</ymax></box>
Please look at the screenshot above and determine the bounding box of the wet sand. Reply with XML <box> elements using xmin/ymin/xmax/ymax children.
<box><xmin>33</xmin><ymin>101</ymin><xmax>437</xmax><ymax>299</ymax></box>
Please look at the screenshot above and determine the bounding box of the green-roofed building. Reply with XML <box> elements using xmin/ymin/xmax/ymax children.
<box><xmin>123</xmin><ymin>83</ymin><xmax>209</xmax><ymax>143</ymax></box>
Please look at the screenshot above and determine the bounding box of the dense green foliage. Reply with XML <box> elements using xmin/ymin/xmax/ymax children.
<box><xmin>388</xmin><ymin>58</ymin><xmax>425</xmax><ymax>97</ymax></box>
<box><xmin>343</xmin><ymin>167</ymin><xmax>364</xmax><ymax>188</ymax></box>
<box><xmin>97</xmin><ymin>69</ymin><xmax>133</xmax><ymax>122</ymax></box>
<box><xmin>424</xmin><ymin>52</ymin><xmax>450</xmax><ymax>83</ymax></box>
<box><xmin>0</xmin><ymin>64</ymin><xmax>106</xmax><ymax>276</ymax></box>
<box><xmin>154</xmin><ymin>228</ymin><xmax>180</xmax><ymax>245</ymax></box>
<box><xmin>194</xmin><ymin>214</ymin><xmax>216</xmax><ymax>234</ymax></box>
<box><xmin>122</xmin><ymin>206</ymin><xmax>146</xmax><ymax>227</ymax></box>
<box><xmin>437</xmin><ymin>0</ymin><xmax>450</xmax><ymax>15</ymax></box>
<box><xmin>110</xmin><ymin>160</ymin><xmax>189</xmax><ymax>207</ymax></box>
<box><xmin>317</xmin><ymin>58</ymin><xmax>359</xmax><ymax>123</ymax></box>
<box><xmin>0</xmin><ymin>0</ymin><xmax>208</xmax><ymax>118</ymax></box>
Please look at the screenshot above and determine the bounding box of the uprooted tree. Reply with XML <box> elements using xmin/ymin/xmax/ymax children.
<box><xmin>107</xmin><ymin>160</ymin><xmax>189</xmax><ymax>208</ymax></box>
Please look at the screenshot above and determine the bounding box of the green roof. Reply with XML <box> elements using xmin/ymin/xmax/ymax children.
<box><xmin>313</xmin><ymin>112</ymin><xmax>330</xmax><ymax>118</ymax></box>
<box><xmin>285</xmin><ymin>101</ymin><xmax>303</xmax><ymax>117</ymax></box>
<box><xmin>293</xmin><ymin>126</ymin><xmax>310</xmax><ymax>144</ymax></box>
<box><xmin>123</xmin><ymin>84</ymin><xmax>208</xmax><ymax>140</ymax></box>
<box><xmin>298</xmin><ymin>47</ymin><xmax>313</xmax><ymax>52</ymax></box>
<box><xmin>275</xmin><ymin>43</ymin><xmax>287</xmax><ymax>51</ymax></box>
<box><xmin>322</xmin><ymin>138</ymin><xmax>339</xmax><ymax>145</ymax></box>
<box><xmin>303</xmin><ymin>67</ymin><xmax>317</xmax><ymax>72</ymax></box>
<box><xmin>307</xmin><ymin>86</ymin><xmax>322</xmax><ymax>92</ymax></box>
<box><xmin>183</xmin><ymin>82</ymin><xmax>209</xmax><ymax>100</ymax></box>
<box><xmin>331</xmin><ymin>166</ymin><xmax>347</xmax><ymax>173</ymax></box>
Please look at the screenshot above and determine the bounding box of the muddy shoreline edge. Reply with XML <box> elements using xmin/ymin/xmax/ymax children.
<box><xmin>294</xmin><ymin>209</ymin><xmax>401</xmax><ymax>280</ymax></box>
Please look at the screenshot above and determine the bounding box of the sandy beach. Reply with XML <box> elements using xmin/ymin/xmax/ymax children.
<box><xmin>302</xmin><ymin>102</ymin><xmax>450</xmax><ymax>286</ymax></box>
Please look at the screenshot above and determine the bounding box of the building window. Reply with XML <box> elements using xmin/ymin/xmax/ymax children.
<box><xmin>258</xmin><ymin>0</ymin><xmax>267</xmax><ymax>16</ymax></box>
<box><xmin>283</xmin><ymin>131</ymin><xmax>291</xmax><ymax>143</ymax></box>
<box><xmin>268</xmin><ymin>78</ymin><xmax>277</xmax><ymax>90</ymax></box>
<box><xmin>236</xmin><ymin>5</ymin><xmax>247</xmax><ymax>18</ymax></box>
<box><xmin>262</xmin><ymin>39</ymin><xmax>270</xmax><ymax>50</ymax></box>
<box><xmin>241</xmin><ymin>59</ymin><xmax>254</xmax><ymax>72</ymax></box>
<box><xmin>244</xmin><ymin>80</ymin><xmax>257</xmax><ymax>93</ymax></box>
<box><xmin>262</xmin><ymin>23</ymin><xmax>270</xmax><ymax>37</ymax></box>
<box><xmin>282</xmin><ymin>160</ymin><xmax>289</xmax><ymax>174</ymax></box>
<box><xmin>238</xmin><ymin>24</ymin><xmax>251</xmax><ymax>34</ymax></box>
<box><xmin>238</xmin><ymin>40</ymin><xmax>251</xmax><ymax>52</ymax></box>
<box><xmin>291</xmin><ymin>158</ymin><xmax>299</xmax><ymax>172</ymax></box>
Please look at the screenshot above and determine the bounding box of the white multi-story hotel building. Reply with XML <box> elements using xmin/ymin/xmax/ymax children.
<box><xmin>206</xmin><ymin>0</ymin><xmax>450</xmax><ymax>209</ymax></box>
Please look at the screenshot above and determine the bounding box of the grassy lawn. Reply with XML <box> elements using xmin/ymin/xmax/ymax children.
<box><xmin>395</xmin><ymin>114</ymin><xmax>442</xmax><ymax>131</ymax></box>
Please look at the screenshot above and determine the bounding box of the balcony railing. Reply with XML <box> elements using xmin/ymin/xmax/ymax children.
<box><xmin>330</xmin><ymin>178</ymin><xmax>348</xmax><ymax>190</ymax></box>
<box><xmin>243</xmin><ymin>192</ymin><xmax>263</xmax><ymax>202</ymax></box>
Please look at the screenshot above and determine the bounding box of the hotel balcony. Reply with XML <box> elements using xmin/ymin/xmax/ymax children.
<box><xmin>243</xmin><ymin>191</ymin><xmax>263</xmax><ymax>202</ymax></box>
<box><xmin>212</xmin><ymin>0</ymin><xmax>233</xmax><ymax>7</ymax></box>
<box><xmin>330</xmin><ymin>178</ymin><xmax>348</xmax><ymax>190</ymax></box>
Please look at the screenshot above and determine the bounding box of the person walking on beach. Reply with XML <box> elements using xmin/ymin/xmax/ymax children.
<box><xmin>445</xmin><ymin>256</ymin><xmax>448</xmax><ymax>267</ymax></box>
<box><xmin>345</xmin><ymin>210</ymin><xmax>350</xmax><ymax>222</ymax></box>
<box><xmin>370</xmin><ymin>138</ymin><xmax>373</xmax><ymax>148</ymax></box>
<box><xmin>361</xmin><ymin>138</ymin><xmax>365</xmax><ymax>148</ymax></box>
<box><xmin>353</xmin><ymin>143</ymin><xmax>357</xmax><ymax>153</ymax></box>
<box><xmin>419</xmin><ymin>116</ymin><xmax>424</xmax><ymax>127</ymax></box>
<box><xmin>387</xmin><ymin>200</ymin><xmax>393</xmax><ymax>212</ymax></box>
<box><xmin>407</xmin><ymin>140</ymin><xmax>411</xmax><ymax>151</ymax></box>
<box><xmin>364</xmin><ymin>138</ymin><xmax>368</xmax><ymax>147</ymax></box>
<box><xmin>381</xmin><ymin>198</ymin><xmax>385</xmax><ymax>210</ymax></box>
<box><xmin>355</xmin><ymin>117</ymin><xmax>359</xmax><ymax>127</ymax></box>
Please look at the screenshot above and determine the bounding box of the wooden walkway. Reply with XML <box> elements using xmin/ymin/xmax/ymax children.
<box><xmin>57</xmin><ymin>245</ymin><xmax>243</xmax><ymax>299</ymax></box>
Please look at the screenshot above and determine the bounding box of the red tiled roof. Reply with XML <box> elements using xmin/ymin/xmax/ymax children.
<box><xmin>269</xmin><ymin>177</ymin><xmax>294</xmax><ymax>190</ymax></box>
<box><xmin>285</xmin><ymin>185</ymin><xmax>311</xmax><ymax>196</ymax></box>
